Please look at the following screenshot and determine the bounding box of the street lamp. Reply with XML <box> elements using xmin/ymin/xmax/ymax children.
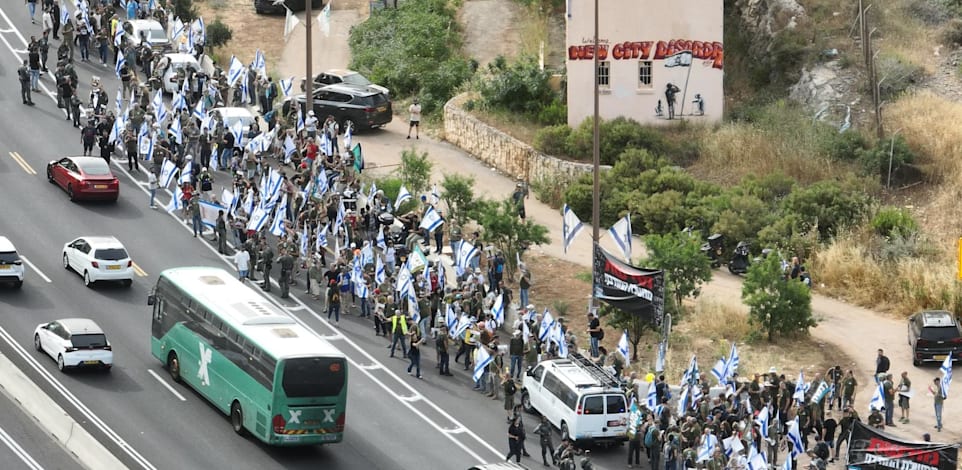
<box><xmin>590</xmin><ymin>0</ymin><xmax>600</xmax><ymax>310</ymax></box>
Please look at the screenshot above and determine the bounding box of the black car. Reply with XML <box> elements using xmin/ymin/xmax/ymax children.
<box><xmin>907</xmin><ymin>310</ymin><xmax>962</xmax><ymax>366</ymax></box>
<box><xmin>283</xmin><ymin>84</ymin><xmax>393</xmax><ymax>132</ymax></box>
<box><xmin>254</xmin><ymin>0</ymin><xmax>322</xmax><ymax>14</ymax></box>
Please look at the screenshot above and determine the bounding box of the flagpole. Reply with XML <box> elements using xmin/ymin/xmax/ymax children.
<box><xmin>678</xmin><ymin>50</ymin><xmax>693</xmax><ymax>118</ymax></box>
<box><xmin>305</xmin><ymin>0</ymin><xmax>315</xmax><ymax>118</ymax></box>
<box><xmin>590</xmin><ymin>0</ymin><xmax>600</xmax><ymax>311</ymax></box>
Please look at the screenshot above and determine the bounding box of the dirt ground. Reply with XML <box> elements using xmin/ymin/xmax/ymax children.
<box><xmin>523</xmin><ymin>252</ymin><xmax>847</xmax><ymax>382</ymax></box>
<box><xmin>457</xmin><ymin>0</ymin><xmax>523</xmax><ymax>67</ymax></box>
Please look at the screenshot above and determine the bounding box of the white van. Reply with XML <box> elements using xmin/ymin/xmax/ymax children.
<box><xmin>521</xmin><ymin>353</ymin><xmax>628</xmax><ymax>446</ymax></box>
<box><xmin>0</xmin><ymin>236</ymin><xmax>25</xmax><ymax>288</ymax></box>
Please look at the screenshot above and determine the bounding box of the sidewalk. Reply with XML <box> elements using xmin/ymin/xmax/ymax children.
<box><xmin>275</xmin><ymin>6</ymin><xmax>962</xmax><ymax>443</ymax></box>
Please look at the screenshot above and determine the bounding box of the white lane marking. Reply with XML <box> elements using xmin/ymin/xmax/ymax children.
<box><xmin>0</xmin><ymin>325</ymin><xmax>156</xmax><ymax>470</ymax></box>
<box><xmin>286</xmin><ymin>305</ymin><xmax>307</xmax><ymax>312</ymax></box>
<box><xmin>445</xmin><ymin>427</ymin><xmax>467</xmax><ymax>434</ymax></box>
<box><xmin>0</xmin><ymin>9</ymin><xmax>59</xmax><ymax>113</ymax></box>
<box><xmin>146</xmin><ymin>370</ymin><xmax>186</xmax><ymax>402</ymax></box>
<box><xmin>357</xmin><ymin>364</ymin><xmax>382</xmax><ymax>370</ymax></box>
<box><xmin>398</xmin><ymin>394</ymin><xmax>422</xmax><ymax>402</ymax></box>
<box><xmin>19</xmin><ymin>257</ymin><xmax>51</xmax><ymax>283</ymax></box>
<box><xmin>318</xmin><ymin>334</ymin><xmax>343</xmax><ymax>340</ymax></box>
<box><xmin>0</xmin><ymin>423</ymin><xmax>45</xmax><ymax>470</ymax></box>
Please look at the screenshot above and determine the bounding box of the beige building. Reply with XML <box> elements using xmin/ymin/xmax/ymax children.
<box><xmin>564</xmin><ymin>0</ymin><xmax>724</xmax><ymax>127</ymax></box>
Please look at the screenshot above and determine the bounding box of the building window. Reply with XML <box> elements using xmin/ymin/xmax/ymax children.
<box><xmin>596</xmin><ymin>61</ymin><xmax>610</xmax><ymax>87</ymax></box>
<box><xmin>638</xmin><ymin>61</ymin><xmax>653</xmax><ymax>88</ymax></box>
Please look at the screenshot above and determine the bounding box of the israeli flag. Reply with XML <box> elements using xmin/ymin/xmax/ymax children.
<box><xmin>334</xmin><ymin>199</ymin><xmax>345</xmax><ymax>233</ymax></box>
<box><xmin>755</xmin><ymin>405</ymin><xmax>770</xmax><ymax>440</ymax></box>
<box><xmin>941</xmin><ymin>355</ymin><xmax>953</xmax><ymax>399</ymax></box>
<box><xmin>139</xmin><ymin>135</ymin><xmax>155</xmax><ymax>161</ymax></box>
<box><xmin>169</xmin><ymin>117</ymin><xmax>183</xmax><ymax>144</ymax></box>
<box><xmin>455</xmin><ymin>240</ymin><xmax>478</xmax><ymax>276</ymax></box>
<box><xmin>375</xmin><ymin>255</ymin><xmax>385</xmax><ymax>285</ymax></box>
<box><xmin>280</xmin><ymin>76</ymin><xmax>294</xmax><ymax>97</ymax></box>
<box><xmin>227</xmin><ymin>56</ymin><xmax>245</xmax><ymax>87</ymax></box>
<box><xmin>314</xmin><ymin>168</ymin><xmax>329</xmax><ymax>197</ymax></box>
<box><xmin>242</xmin><ymin>189</ymin><xmax>255</xmax><ymax>216</ymax></box>
<box><xmin>394</xmin><ymin>185</ymin><xmax>412</xmax><ymax>211</ymax></box>
<box><xmin>159</xmin><ymin>159</ymin><xmax>178</xmax><ymax>188</ymax></box>
<box><xmin>782</xmin><ymin>456</ymin><xmax>792</xmax><ymax>470</ymax></box>
<box><xmin>193</xmin><ymin>17</ymin><xmax>206</xmax><ymax>43</ymax></box>
<box><xmin>376</xmin><ymin>226</ymin><xmax>387</xmax><ymax>251</ymax></box>
<box><xmin>608</xmin><ymin>214</ymin><xmax>632</xmax><ymax>262</ymax></box>
<box><xmin>562</xmin><ymin>204</ymin><xmax>584</xmax><ymax>254</ymax></box>
<box><xmin>170</xmin><ymin>17</ymin><xmax>185</xmax><ymax>42</ymax></box>
<box><xmin>114</xmin><ymin>24</ymin><xmax>124</xmax><ymax>47</ymax></box>
<box><xmin>869</xmin><ymin>380</ymin><xmax>886</xmax><ymax>411</ymax></box>
<box><xmin>269</xmin><ymin>194</ymin><xmax>289</xmax><ymax>237</ymax></box>
<box><xmin>430</xmin><ymin>184</ymin><xmax>441</xmax><ymax>206</ymax></box>
<box><xmin>617</xmin><ymin>330</ymin><xmax>631</xmax><ymax>367</ymax></box>
<box><xmin>491</xmin><ymin>293</ymin><xmax>504</xmax><ymax>326</ymax></box>
<box><xmin>452</xmin><ymin>313</ymin><xmax>470</xmax><ymax>339</ymax></box>
<box><xmin>676</xmin><ymin>385</ymin><xmax>689</xmax><ymax>417</ymax></box>
<box><xmin>115</xmin><ymin>53</ymin><xmax>125</xmax><ymax>79</ymax></box>
<box><xmin>395</xmin><ymin>265</ymin><xmax>412</xmax><ymax>294</ymax></box>
<box><xmin>247</xmin><ymin>206</ymin><xmax>271</xmax><ymax>231</ymax></box>
<box><xmin>240</xmin><ymin>70</ymin><xmax>251</xmax><ymax>105</ymax></box>
<box><xmin>253</xmin><ymin>49</ymin><xmax>267</xmax><ymax>78</ymax></box>
<box><xmin>723</xmin><ymin>435</ymin><xmax>744</xmax><ymax>458</ymax></box>
<box><xmin>193</xmin><ymin>99</ymin><xmax>206</xmax><ymax>120</ymax></box>
<box><xmin>171</xmin><ymin>91</ymin><xmax>187</xmax><ymax>111</ymax></box>
<box><xmin>747</xmin><ymin>452</ymin><xmax>768</xmax><ymax>470</ymax></box>
<box><xmin>60</xmin><ymin>3</ymin><xmax>70</xmax><ymax>24</ymax></box>
<box><xmin>538</xmin><ymin>310</ymin><xmax>555</xmax><ymax>342</ymax></box>
<box><xmin>368</xmin><ymin>181</ymin><xmax>378</xmax><ymax>204</ymax></box>
<box><xmin>645</xmin><ymin>380</ymin><xmax>657</xmax><ymax>410</ymax></box>
<box><xmin>283</xmin><ymin>135</ymin><xmax>297</xmax><ymax>163</ymax></box>
<box><xmin>553</xmin><ymin>322</ymin><xmax>568</xmax><ymax>357</ymax></box>
<box><xmin>296</xmin><ymin>109</ymin><xmax>304</xmax><ymax>132</ymax></box>
<box><xmin>473</xmin><ymin>345</ymin><xmax>493</xmax><ymax>383</ymax></box>
<box><xmin>300</xmin><ymin>225</ymin><xmax>309</xmax><ymax>258</ymax></box>
<box><xmin>786</xmin><ymin>417</ymin><xmax>804</xmax><ymax>457</ymax></box>
<box><xmin>316</xmin><ymin>223</ymin><xmax>329</xmax><ymax>250</ymax></box>
<box><xmin>231</xmin><ymin>120</ymin><xmax>244</xmax><ymax>147</ymax></box>
<box><xmin>165</xmin><ymin>185</ymin><xmax>184</xmax><ymax>213</ymax></box>
<box><xmin>319</xmin><ymin>131</ymin><xmax>331</xmax><ymax>156</ymax></box>
<box><xmin>156</xmin><ymin>101</ymin><xmax>168</xmax><ymax>125</ymax></box>
<box><xmin>681</xmin><ymin>355</ymin><xmax>699</xmax><ymax>387</ymax></box>
<box><xmin>221</xmin><ymin>188</ymin><xmax>235</xmax><ymax>214</ymax></box>
<box><xmin>697</xmin><ymin>433</ymin><xmax>718</xmax><ymax>462</ymax></box>
<box><xmin>521</xmin><ymin>319</ymin><xmax>531</xmax><ymax>344</ymax></box>
<box><xmin>343</xmin><ymin>122</ymin><xmax>353</xmax><ymax>149</ymax></box>
<box><xmin>437</xmin><ymin>260</ymin><xmax>446</xmax><ymax>288</ymax></box>
<box><xmin>727</xmin><ymin>342</ymin><xmax>740</xmax><ymax>379</ymax></box>
<box><xmin>108</xmin><ymin>118</ymin><xmax>122</xmax><ymax>144</ymax></box>
<box><xmin>793</xmin><ymin>371</ymin><xmax>807</xmax><ymax>402</ymax></box>
<box><xmin>710</xmin><ymin>358</ymin><xmax>728</xmax><ymax>384</ymax></box>
<box><xmin>420</xmin><ymin>206</ymin><xmax>443</xmax><ymax>232</ymax></box>
<box><xmin>114</xmin><ymin>86</ymin><xmax>123</xmax><ymax>115</ymax></box>
<box><xmin>180</xmin><ymin>161</ymin><xmax>192</xmax><ymax>185</ymax></box>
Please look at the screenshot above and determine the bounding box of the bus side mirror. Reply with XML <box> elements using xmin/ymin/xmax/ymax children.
<box><xmin>147</xmin><ymin>295</ymin><xmax>156</xmax><ymax>306</ymax></box>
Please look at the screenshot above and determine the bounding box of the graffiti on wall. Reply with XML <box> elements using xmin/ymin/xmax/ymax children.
<box><xmin>568</xmin><ymin>39</ymin><xmax>724</xmax><ymax>69</ymax></box>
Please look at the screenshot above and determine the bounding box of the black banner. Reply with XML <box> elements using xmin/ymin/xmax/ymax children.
<box><xmin>592</xmin><ymin>244</ymin><xmax>665</xmax><ymax>325</ymax></box>
<box><xmin>847</xmin><ymin>421</ymin><xmax>959</xmax><ymax>470</ymax></box>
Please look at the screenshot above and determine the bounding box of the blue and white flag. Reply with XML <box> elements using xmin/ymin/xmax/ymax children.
<box><xmin>710</xmin><ymin>358</ymin><xmax>728</xmax><ymax>384</ymax></box>
<box><xmin>115</xmin><ymin>53</ymin><xmax>125</xmax><ymax>78</ymax></box>
<box><xmin>108</xmin><ymin>118</ymin><xmax>123</xmax><ymax>144</ymax></box>
<box><xmin>60</xmin><ymin>3</ymin><xmax>70</xmax><ymax>24</ymax></box>
<box><xmin>473</xmin><ymin>345</ymin><xmax>493</xmax><ymax>382</ymax></box>
<box><xmin>538</xmin><ymin>310</ymin><xmax>555</xmax><ymax>342</ymax></box>
<box><xmin>283</xmin><ymin>135</ymin><xmax>297</xmax><ymax>163</ymax></box>
<box><xmin>941</xmin><ymin>355</ymin><xmax>953</xmax><ymax>399</ymax></box>
<box><xmin>269</xmin><ymin>194</ymin><xmax>289</xmax><ymax>237</ymax></box>
<box><xmin>727</xmin><ymin>342</ymin><xmax>740</xmax><ymax>379</ymax></box>
<box><xmin>300</xmin><ymin>225</ymin><xmax>309</xmax><ymax>258</ymax></box>
<box><xmin>608</xmin><ymin>214</ymin><xmax>632</xmax><ymax>262</ymax></box>
<box><xmin>139</xmin><ymin>135</ymin><xmax>155</xmax><ymax>161</ymax></box>
<box><xmin>193</xmin><ymin>98</ymin><xmax>206</xmax><ymax>121</ymax></box>
<box><xmin>114</xmin><ymin>23</ymin><xmax>124</xmax><ymax>47</ymax></box>
<box><xmin>723</xmin><ymin>435</ymin><xmax>744</xmax><ymax>458</ymax></box>
<box><xmin>681</xmin><ymin>355</ymin><xmax>699</xmax><ymax>387</ymax></box>
<box><xmin>697</xmin><ymin>433</ymin><xmax>718</xmax><ymax>462</ymax></box>
<box><xmin>375</xmin><ymin>255</ymin><xmax>386</xmax><ymax>285</ymax></box>
<box><xmin>193</xmin><ymin>17</ymin><xmax>206</xmax><ymax>44</ymax></box>
<box><xmin>793</xmin><ymin>371</ymin><xmax>807</xmax><ymax>402</ymax></box>
<box><xmin>252</xmin><ymin>49</ymin><xmax>267</xmax><ymax>78</ymax></box>
<box><xmin>562</xmin><ymin>204</ymin><xmax>584</xmax><ymax>254</ymax></box>
<box><xmin>755</xmin><ymin>405</ymin><xmax>770</xmax><ymax>440</ymax></box>
<box><xmin>313</xmin><ymin>168</ymin><xmax>329</xmax><ymax>197</ymax></box>
<box><xmin>430</xmin><ymin>184</ymin><xmax>441</xmax><ymax>206</ymax></box>
<box><xmin>280</xmin><ymin>76</ymin><xmax>294</xmax><ymax>97</ymax></box>
<box><xmin>316</xmin><ymin>223</ymin><xmax>329</xmax><ymax>250</ymax></box>
<box><xmin>227</xmin><ymin>56</ymin><xmax>245</xmax><ymax>87</ymax></box>
<box><xmin>406</xmin><ymin>287</ymin><xmax>420</xmax><ymax>324</ymax></box>
<box><xmin>319</xmin><ymin>131</ymin><xmax>331</xmax><ymax>156</ymax></box>
<box><xmin>318</xmin><ymin>1</ymin><xmax>331</xmax><ymax>37</ymax></box>
<box><xmin>676</xmin><ymin>385</ymin><xmax>689</xmax><ymax>417</ymax></box>
<box><xmin>165</xmin><ymin>185</ymin><xmax>184</xmax><ymax>213</ymax></box>
<box><xmin>239</xmin><ymin>70</ymin><xmax>251</xmax><ymax>105</ymax></box>
<box><xmin>491</xmin><ymin>293</ymin><xmax>504</xmax><ymax>327</ymax></box>
<box><xmin>296</xmin><ymin>109</ymin><xmax>304</xmax><ymax>132</ymax></box>
<box><xmin>786</xmin><ymin>417</ymin><xmax>804</xmax><ymax>457</ymax></box>
<box><xmin>645</xmin><ymin>379</ymin><xmax>657</xmax><ymax>410</ymax></box>
<box><xmin>115</xmin><ymin>86</ymin><xmax>123</xmax><ymax>115</ymax></box>
<box><xmin>343</xmin><ymin>122</ymin><xmax>353</xmax><ymax>149</ymax></box>
<box><xmin>169</xmin><ymin>117</ymin><xmax>183</xmax><ymax>144</ymax></box>
<box><xmin>231</xmin><ymin>119</ymin><xmax>244</xmax><ymax>148</ymax></box>
<box><xmin>617</xmin><ymin>330</ymin><xmax>631</xmax><ymax>367</ymax></box>
<box><xmin>221</xmin><ymin>188</ymin><xmax>235</xmax><ymax>214</ymax></box>
<box><xmin>159</xmin><ymin>158</ymin><xmax>178</xmax><ymax>189</ymax></box>
<box><xmin>553</xmin><ymin>322</ymin><xmax>568</xmax><ymax>357</ymax></box>
<box><xmin>420</xmin><ymin>206</ymin><xmax>444</xmax><ymax>232</ymax></box>
<box><xmin>242</xmin><ymin>189</ymin><xmax>254</xmax><ymax>216</ymax></box>
<box><xmin>395</xmin><ymin>185</ymin><xmax>412</xmax><ymax>210</ymax></box>
<box><xmin>376</xmin><ymin>226</ymin><xmax>387</xmax><ymax>251</ymax></box>
<box><xmin>367</xmin><ymin>181</ymin><xmax>378</xmax><ymax>205</ymax></box>
<box><xmin>869</xmin><ymin>379</ymin><xmax>886</xmax><ymax>411</ymax></box>
<box><xmin>156</xmin><ymin>101</ymin><xmax>168</xmax><ymax>125</ymax></box>
<box><xmin>171</xmin><ymin>91</ymin><xmax>187</xmax><ymax>111</ymax></box>
<box><xmin>455</xmin><ymin>239</ymin><xmax>478</xmax><ymax>276</ymax></box>
<box><xmin>747</xmin><ymin>452</ymin><xmax>768</xmax><ymax>470</ymax></box>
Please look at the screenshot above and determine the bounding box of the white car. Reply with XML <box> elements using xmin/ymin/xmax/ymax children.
<box><xmin>0</xmin><ymin>236</ymin><xmax>24</xmax><ymax>288</ymax></box>
<box><xmin>123</xmin><ymin>19</ymin><xmax>171</xmax><ymax>52</ymax></box>
<box><xmin>62</xmin><ymin>236</ymin><xmax>134</xmax><ymax>288</ymax></box>
<box><xmin>157</xmin><ymin>53</ymin><xmax>202</xmax><ymax>94</ymax></box>
<box><xmin>34</xmin><ymin>318</ymin><xmax>113</xmax><ymax>372</ymax></box>
<box><xmin>208</xmin><ymin>107</ymin><xmax>256</xmax><ymax>148</ymax></box>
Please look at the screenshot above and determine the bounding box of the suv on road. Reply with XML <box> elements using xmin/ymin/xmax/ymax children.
<box><xmin>0</xmin><ymin>236</ymin><xmax>24</xmax><ymax>288</ymax></box>
<box><xmin>521</xmin><ymin>353</ymin><xmax>628</xmax><ymax>446</ymax></box>
<box><xmin>283</xmin><ymin>84</ymin><xmax>393</xmax><ymax>132</ymax></box>
<box><xmin>908</xmin><ymin>310</ymin><xmax>962</xmax><ymax>365</ymax></box>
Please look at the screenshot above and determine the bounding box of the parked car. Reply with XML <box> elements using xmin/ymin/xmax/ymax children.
<box><xmin>283</xmin><ymin>84</ymin><xmax>392</xmax><ymax>132</ymax></box>
<box><xmin>300</xmin><ymin>69</ymin><xmax>390</xmax><ymax>96</ymax></box>
<box><xmin>254</xmin><ymin>0</ymin><xmax>322</xmax><ymax>14</ymax></box>
<box><xmin>46</xmin><ymin>156</ymin><xmax>120</xmax><ymax>202</ymax></box>
<box><xmin>207</xmin><ymin>107</ymin><xmax>257</xmax><ymax>148</ymax></box>
<box><xmin>62</xmin><ymin>236</ymin><xmax>134</xmax><ymax>288</ymax></box>
<box><xmin>156</xmin><ymin>53</ymin><xmax>205</xmax><ymax>94</ymax></box>
<box><xmin>123</xmin><ymin>19</ymin><xmax>171</xmax><ymax>53</ymax></box>
<box><xmin>34</xmin><ymin>318</ymin><xmax>113</xmax><ymax>372</ymax></box>
<box><xmin>0</xmin><ymin>236</ymin><xmax>24</xmax><ymax>289</ymax></box>
<box><xmin>908</xmin><ymin>310</ymin><xmax>962</xmax><ymax>366</ymax></box>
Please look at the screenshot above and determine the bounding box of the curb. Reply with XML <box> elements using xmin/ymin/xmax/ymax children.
<box><xmin>0</xmin><ymin>352</ymin><xmax>128</xmax><ymax>470</ymax></box>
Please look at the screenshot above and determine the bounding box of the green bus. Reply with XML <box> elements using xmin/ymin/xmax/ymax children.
<box><xmin>148</xmin><ymin>266</ymin><xmax>347</xmax><ymax>446</ymax></box>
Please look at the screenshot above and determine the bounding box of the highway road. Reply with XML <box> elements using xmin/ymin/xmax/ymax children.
<box><xmin>0</xmin><ymin>5</ymin><xmax>633</xmax><ymax>470</ymax></box>
<box><xmin>0</xmin><ymin>391</ymin><xmax>82</xmax><ymax>470</ymax></box>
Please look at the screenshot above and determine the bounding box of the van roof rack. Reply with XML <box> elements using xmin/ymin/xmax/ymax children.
<box><xmin>567</xmin><ymin>352</ymin><xmax>622</xmax><ymax>389</ymax></box>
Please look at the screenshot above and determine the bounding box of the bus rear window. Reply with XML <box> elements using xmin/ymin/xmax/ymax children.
<box><xmin>282</xmin><ymin>357</ymin><xmax>346</xmax><ymax>398</ymax></box>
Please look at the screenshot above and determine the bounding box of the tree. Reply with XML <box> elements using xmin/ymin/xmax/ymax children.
<box><xmin>397</xmin><ymin>148</ymin><xmax>433</xmax><ymax>197</ymax></box>
<box><xmin>741</xmin><ymin>254</ymin><xmax>815</xmax><ymax>341</ymax></box>
<box><xmin>170</xmin><ymin>0</ymin><xmax>198</xmax><ymax>22</ymax></box>
<box><xmin>440</xmin><ymin>173</ymin><xmax>476</xmax><ymax>226</ymax></box>
<box><xmin>468</xmin><ymin>198</ymin><xmax>549</xmax><ymax>278</ymax></box>
<box><xmin>206</xmin><ymin>19</ymin><xmax>233</xmax><ymax>52</ymax></box>
<box><xmin>643</xmin><ymin>232</ymin><xmax>713</xmax><ymax>313</ymax></box>
<box><xmin>601</xmin><ymin>304</ymin><xmax>656</xmax><ymax>361</ymax></box>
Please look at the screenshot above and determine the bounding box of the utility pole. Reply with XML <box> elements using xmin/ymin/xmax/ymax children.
<box><xmin>305</xmin><ymin>0</ymin><xmax>315</xmax><ymax>116</ymax></box>
<box><xmin>590</xmin><ymin>0</ymin><xmax>600</xmax><ymax>311</ymax></box>
<box><xmin>860</xmin><ymin>1</ymin><xmax>883</xmax><ymax>139</ymax></box>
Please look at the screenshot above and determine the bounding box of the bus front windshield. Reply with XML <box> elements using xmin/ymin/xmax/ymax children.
<box><xmin>281</xmin><ymin>357</ymin><xmax>346</xmax><ymax>398</ymax></box>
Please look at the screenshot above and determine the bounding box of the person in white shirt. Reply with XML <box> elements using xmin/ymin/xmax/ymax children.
<box><xmin>305</xmin><ymin>110</ymin><xmax>319</xmax><ymax>139</ymax></box>
<box><xmin>406</xmin><ymin>98</ymin><xmax>421</xmax><ymax>139</ymax></box>
<box><xmin>234</xmin><ymin>247</ymin><xmax>251</xmax><ymax>280</ymax></box>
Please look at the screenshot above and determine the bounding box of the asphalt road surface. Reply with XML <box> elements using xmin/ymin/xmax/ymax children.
<box><xmin>0</xmin><ymin>391</ymin><xmax>83</xmax><ymax>470</ymax></box>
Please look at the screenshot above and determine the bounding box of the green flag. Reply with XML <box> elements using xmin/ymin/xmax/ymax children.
<box><xmin>352</xmin><ymin>143</ymin><xmax>364</xmax><ymax>173</ymax></box>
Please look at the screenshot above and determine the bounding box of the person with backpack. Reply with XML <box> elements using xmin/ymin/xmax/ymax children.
<box><xmin>626</xmin><ymin>409</ymin><xmax>643</xmax><ymax>468</ymax></box>
<box><xmin>645</xmin><ymin>419</ymin><xmax>662</xmax><ymax>470</ymax></box>
<box><xmin>533</xmin><ymin>415</ymin><xmax>556</xmax><ymax>467</ymax></box>
<box><xmin>81</xmin><ymin>119</ymin><xmax>97</xmax><ymax>155</ymax></box>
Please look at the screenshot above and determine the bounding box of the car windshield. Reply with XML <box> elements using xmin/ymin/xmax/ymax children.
<box><xmin>71</xmin><ymin>333</ymin><xmax>107</xmax><ymax>348</ymax></box>
<box><xmin>341</xmin><ymin>74</ymin><xmax>372</xmax><ymax>86</ymax></box>
<box><xmin>222</xmin><ymin>115</ymin><xmax>255</xmax><ymax>128</ymax></box>
<box><xmin>922</xmin><ymin>326</ymin><xmax>961</xmax><ymax>341</ymax></box>
<box><xmin>0</xmin><ymin>251</ymin><xmax>19</xmax><ymax>263</ymax></box>
<box><xmin>77</xmin><ymin>159</ymin><xmax>111</xmax><ymax>176</ymax></box>
<box><xmin>94</xmin><ymin>248</ymin><xmax>128</xmax><ymax>261</ymax></box>
<box><xmin>145</xmin><ymin>28</ymin><xmax>167</xmax><ymax>42</ymax></box>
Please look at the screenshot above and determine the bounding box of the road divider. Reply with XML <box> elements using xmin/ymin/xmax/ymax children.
<box><xmin>8</xmin><ymin>152</ymin><xmax>36</xmax><ymax>175</ymax></box>
<box><xmin>0</xmin><ymin>350</ymin><xmax>127</xmax><ymax>470</ymax></box>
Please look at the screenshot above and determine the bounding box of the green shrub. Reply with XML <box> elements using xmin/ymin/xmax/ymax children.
<box><xmin>942</xmin><ymin>18</ymin><xmax>962</xmax><ymax>46</ymax></box>
<box><xmin>170</xmin><ymin>0</ymin><xmax>198</xmax><ymax>22</ymax></box>
<box><xmin>875</xmin><ymin>54</ymin><xmax>925</xmax><ymax>101</ymax></box>
<box><xmin>530</xmin><ymin>173</ymin><xmax>573</xmax><ymax>209</ymax></box>
<box><xmin>565</xmin><ymin>117</ymin><xmax>671</xmax><ymax>165</ymax></box>
<box><xmin>871</xmin><ymin>206</ymin><xmax>919</xmax><ymax>238</ymax></box>
<box><xmin>536</xmin><ymin>99</ymin><xmax>567</xmax><ymax>125</ymax></box>
<box><xmin>907</xmin><ymin>0</ymin><xmax>950</xmax><ymax>25</ymax></box>
<box><xmin>857</xmin><ymin>135</ymin><xmax>915</xmax><ymax>176</ymax></box>
<box><xmin>206</xmin><ymin>19</ymin><xmax>232</xmax><ymax>50</ymax></box>
<box><xmin>477</xmin><ymin>55</ymin><xmax>556</xmax><ymax>116</ymax></box>
<box><xmin>781</xmin><ymin>178</ymin><xmax>872</xmax><ymax>238</ymax></box>
<box><xmin>823</xmin><ymin>130</ymin><xmax>869</xmax><ymax>162</ymax></box>
<box><xmin>349</xmin><ymin>0</ymin><xmax>473</xmax><ymax>114</ymax></box>
<box><xmin>533</xmin><ymin>125</ymin><xmax>571</xmax><ymax>156</ymax></box>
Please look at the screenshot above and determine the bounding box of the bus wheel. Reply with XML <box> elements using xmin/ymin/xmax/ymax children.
<box><xmin>231</xmin><ymin>401</ymin><xmax>245</xmax><ymax>435</ymax></box>
<box><xmin>167</xmin><ymin>352</ymin><xmax>181</xmax><ymax>383</ymax></box>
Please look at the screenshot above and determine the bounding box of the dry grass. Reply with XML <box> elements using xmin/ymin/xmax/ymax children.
<box><xmin>194</xmin><ymin>0</ymin><xmax>285</xmax><ymax>72</ymax></box>
<box><xmin>469</xmin><ymin>106</ymin><xmax>543</xmax><ymax>145</ymax></box>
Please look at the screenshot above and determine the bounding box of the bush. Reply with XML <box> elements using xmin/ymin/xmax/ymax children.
<box><xmin>349</xmin><ymin>0</ymin><xmax>473</xmax><ymax>114</ymax></box>
<box><xmin>566</xmin><ymin>117</ymin><xmax>671</xmax><ymax>165</ymax></box>
<box><xmin>907</xmin><ymin>0</ymin><xmax>951</xmax><ymax>25</ymax></box>
<box><xmin>206</xmin><ymin>19</ymin><xmax>232</xmax><ymax>50</ymax></box>
<box><xmin>823</xmin><ymin>130</ymin><xmax>869</xmax><ymax>162</ymax></box>
<box><xmin>533</xmin><ymin>125</ymin><xmax>571</xmax><ymax>156</ymax></box>
<box><xmin>530</xmin><ymin>173</ymin><xmax>572</xmax><ymax>209</ymax></box>
<box><xmin>942</xmin><ymin>18</ymin><xmax>962</xmax><ymax>46</ymax></box>
<box><xmin>871</xmin><ymin>206</ymin><xmax>919</xmax><ymax>238</ymax></box>
<box><xmin>536</xmin><ymin>99</ymin><xmax>567</xmax><ymax>125</ymax></box>
<box><xmin>170</xmin><ymin>0</ymin><xmax>198</xmax><ymax>22</ymax></box>
<box><xmin>477</xmin><ymin>55</ymin><xmax>556</xmax><ymax>116</ymax></box>
<box><xmin>876</xmin><ymin>54</ymin><xmax>925</xmax><ymax>101</ymax></box>
<box><xmin>781</xmin><ymin>178</ymin><xmax>872</xmax><ymax>239</ymax></box>
<box><xmin>857</xmin><ymin>135</ymin><xmax>915</xmax><ymax>176</ymax></box>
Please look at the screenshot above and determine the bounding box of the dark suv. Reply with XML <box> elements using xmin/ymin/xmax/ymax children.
<box><xmin>907</xmin><ymin>310</ymin><xmax>962</xmax><ymax>365</ymax></box>
<box><xmin>283</xmin><ymin>84</ymin><xmax>392</xmax><ymax>132</ymax></box>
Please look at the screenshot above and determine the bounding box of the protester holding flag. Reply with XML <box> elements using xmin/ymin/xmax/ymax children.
<box><xmin>928</xmin><ymin>377</ymin><xmax>945</xmax><ymax>432</ymax></box>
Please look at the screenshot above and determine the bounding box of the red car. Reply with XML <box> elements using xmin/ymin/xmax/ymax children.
<box><xmin>46</xmin><ymin>156</ymin><xmax>119</xmax><ymax>202</ymax></box>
